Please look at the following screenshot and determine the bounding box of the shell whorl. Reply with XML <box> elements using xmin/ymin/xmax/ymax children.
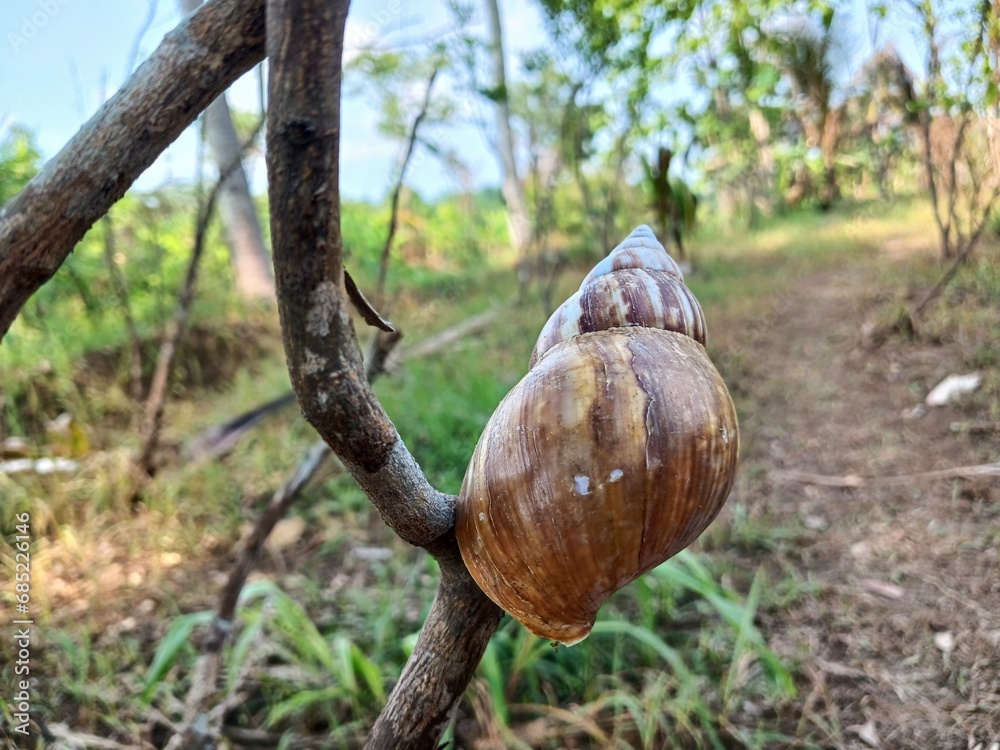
<box><xmin>530</xmin><ymin>225</ymin><xmax>705</xmax><ymax>367</ymax></box>
<box><xmin>580</xmin><ymin>224</ymin><xmax>683</xmax><ymax>286</ymax></box>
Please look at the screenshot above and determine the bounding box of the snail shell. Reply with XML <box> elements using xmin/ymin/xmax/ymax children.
<box><xmin>456</xmin><ymin>226</ymin><xmax>739</xmax><ymax>645</ymax></box>
<box><xmin>530</xmin><ymin>225</ymin><xmax>704</xmax><ymax>367</ymax></box>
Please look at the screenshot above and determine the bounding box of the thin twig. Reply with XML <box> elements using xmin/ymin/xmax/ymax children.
<box><xmin>770</xmin><ymin>462</ymin><xmax>1000</xmax><ymax>488</ymax></box>
<box><xmin>182</xmin><ymin>392</ymin><xmax>298</xmax><ymax>462</ymax></box>
<box><xmin>44</xmin><ymin>723</ymin><xmax>136</xmax><ymax>750</ymax></box>
<box><xmin>374</xmin><ymin>67</ymin><xmax>440</xmax><ymax>307</ymax></box>
<box><xmin>180</xmin><ymin>309</ymin><xmax>498</xmax><ymax>463</ymax></box>
<box><xmin>383</xmin><ymin>308</ymin><xmax>499</xmax><ymax>372</ymax></box>
<box><xmin>950</xmin><ymin>421</ymin><xmax>1000</xmax><ymax>436</ymax></box>
<box><xmin>102</xmin><ymin>215</ymin><xmax>145</xmax><ymax>404</ymax></box>
<box><xmin>135</xmin><ymin>115</ymin><xmax>267</xmax><ymax>479</ymax></box>
<box><xmin>906</xmin><ymin>237</ymin><xmax>979</xmax><ymax>323</ymax></box>
<box><xmin>907</xmin><ymin>570</ymin><xmax>1000</xmax><ymax>625</ymax></box>
<box><xmin>125</xmin><ymin>0</ymin><xmax>159</xmax><ymax>77</ymax></box>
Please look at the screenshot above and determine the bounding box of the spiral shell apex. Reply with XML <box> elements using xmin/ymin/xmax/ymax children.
<box><xmin>530</xmin><ymin>226</ymin><xmax>705</xmax><ymax>367</ymax></box>
<box><xmin>456</xmin><ymin>226</ymin><xmax>739</xmax><ymax>645</ymax></box>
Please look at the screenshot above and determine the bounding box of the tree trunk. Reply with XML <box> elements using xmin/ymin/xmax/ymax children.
<box><xmin>484</xmin><ymin>0</ymin><xmax>532</xmax><ymax>259</ymax></box>
<box><xmin>179</xmin><ymin>0</ymin><xmax>275</xmax><ymax>302</ymax></box>
<box><xmin>266</xmin><ymin>5</ymin><xmax>503</xmax><ymax>746</ymax></box>
<box><xmin>819</xmin><ymin>106</ymin><xmax>842</xmax><ymax>211</ymax></box>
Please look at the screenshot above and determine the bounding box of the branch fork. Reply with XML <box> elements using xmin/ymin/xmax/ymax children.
<box><xmin>0</xmin><ymin>0</ymin><xmax>502</xmax><ymax>746</ymax></box>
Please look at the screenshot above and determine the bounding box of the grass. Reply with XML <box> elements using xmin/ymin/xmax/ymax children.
<box><xmin>2</xmin><ymin>192</ymin><xmax>998</xmax><ymax>748</ymax></box>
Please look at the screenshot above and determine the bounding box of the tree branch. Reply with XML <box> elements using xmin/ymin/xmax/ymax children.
<box><xmin>266</xmin><ymin>2</ymin><xmax>502</xmax><ymax>746</ymax></box>
<box><xmin>375</xmin><ymin>67</ymin><xmax>440</xmax><ymax>306</ymax></box>
<box><xmin>266</xmin><ymin>0</ymin><xmax>454</xmax><ymax>550</ymax></box>
<box><xmin>0</xmin><ymin>0</ymin><xmax>266</xmax><ymax>340</ymax></box>
<box><xmin>366</xmin><ymin>552</ymin><xmax>502</xmax><ymax>748</ymax></box>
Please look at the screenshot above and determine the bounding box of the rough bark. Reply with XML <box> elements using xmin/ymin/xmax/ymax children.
<box><xmin>485</xmin><ymin>0</ymin><xmax>532</xmax><ymax>258</ymax></box>
<box><xmin>266</xmin><ymin>0</ymin><xmax>452</xmax><ymax>548</ymax></box>
<box><xmin>819</xmin><ymin>105</ymin><xmax>842</xmax><ymax>211</ymax></box>
<box><xmin>266</xmin><ymin>3</ymin><xmax>502</xmax><ymax>747</ymax></box>
<box><xmin>0</xmin><ymin>0</ymin><xmax>266</xmax><ymax>340</ymax></box>
<box><xmin>180</xmin><ymin>0</ymin><xmax>275</xmax><ymax>301</ymax></box>
<box><xmin>366</xmin><ymin>551</ymin><xmax>502</xmax><ymax>748</ymax></box>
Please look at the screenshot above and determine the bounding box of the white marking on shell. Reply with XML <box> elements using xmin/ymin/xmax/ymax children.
<box><xmin>555</xmin><ymin>290</ymin><xmax>585</xmax><ymax>341</ymax></box>
<box><xmin>609</xmin><ymin>468</ymin><xmax>624</xmax><ymax>482</ymax></box>
<box><xmin>573</xmin><ymin>475</ymin><xmax>591</xmax><ymax>495</ymax></box>
<box><xmin>478</xmin><ymin>512</ymin><xmax>486</xmax><ymax>521</ymax></box>
<box><xmin>677</xmin><ymin>287</ymin><xmax>698</xmax><ymax>335</ymax></box>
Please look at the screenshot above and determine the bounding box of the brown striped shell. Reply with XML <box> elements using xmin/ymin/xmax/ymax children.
<box><xmin>456</xmin><ymin>226</ymin><xmax>739</xmax><ymax>645</ymax></box>
<box><xmin>531</xmin><ymin>226</ymin><xmax>705</xmax><ymax>366</ymax></box>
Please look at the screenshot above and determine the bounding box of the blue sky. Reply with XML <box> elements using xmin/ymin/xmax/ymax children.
<box><xmin>1</xmin><ymin>1</ymin><xmax>932</xmax><ymax>203</ymax></box>
<box><xmin>0</xmin><ymin>0</ymin><xmax>548</xmax><ymax>201</ymax></box>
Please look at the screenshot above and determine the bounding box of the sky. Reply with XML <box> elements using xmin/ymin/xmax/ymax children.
<box><xmin>1</xmin><ymin>1</ymin><xmax>933</xmax><ymax>204</ymax></box>
<box><xmin>0</xmin><ymin>0</ymin><xmax>549</xmax><ymax>202</ymax></box>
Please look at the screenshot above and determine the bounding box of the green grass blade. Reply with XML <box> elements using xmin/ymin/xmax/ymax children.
<box><xmin>590</xmin><ymin>620</ymin><xmax>693</xmax><ymax>681</ymax></box>
<box><xmin>142</xmin><ymin>610</ymin><xmax>213</xmax><ymax>703</ymax></box>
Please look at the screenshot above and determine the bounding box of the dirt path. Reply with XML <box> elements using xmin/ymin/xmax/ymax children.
<box><xmin>714</xmin><ymin>260</ymin><xmax>1000</xmax><ymax>749</ymax></box>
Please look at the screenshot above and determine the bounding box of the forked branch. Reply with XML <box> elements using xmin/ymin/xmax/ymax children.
<box><xmin>265</xmin><ymin>0</ymin><xmax>454</xmax><ymax>550</ymax></box>
<box><xmin>265</xmin><ymin>1</ymin><xmax>501</xmax><ymax>746</ymax></box>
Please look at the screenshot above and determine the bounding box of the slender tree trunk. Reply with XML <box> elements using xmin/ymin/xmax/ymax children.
<box><xmin>178</xmin><ymin>0</ymin><xmax>275</xmax><ymax>302</ymax></box>
<box><xmin>819</xmin><ymin>107</ymin><xmax>841</xmax><ymax>211</ymax></box>
<box><xmin>484</xmin><ymin>0</ymin><xmax>532</xmax><ymax>260</ymax></box>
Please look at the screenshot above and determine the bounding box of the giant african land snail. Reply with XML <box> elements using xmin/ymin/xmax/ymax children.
<box><xmin>456</xmin><ymin>225</ymin><xmax>739</xmax><ymax>645</ymax></box>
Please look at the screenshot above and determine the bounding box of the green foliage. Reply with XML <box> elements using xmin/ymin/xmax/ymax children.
<box><xmin>537</xmin><ymin>0</ymin><xmax>697</xmax><ymax>73</ymax></box>
<box><xmin>0</xmin><ymin>125</ymin><xmax>41</xmax><ymax>206</ymax></box>
<box><xmin>0</xmin><ymin>186</ymin><xmax>240</xmax><ymax>436</ymax></box>
<box><xmin>7</xmin><ymin>187</ymin><xmax>960</xmax><ymax>747</ymax></box>
<box><xmin>142</xmin><ymin>611</ymin><xmax>215</xmax><ymax>703</ymax></box>
<box><xmin>346</xmin><ymin>45</ymin><xmax>452</xmax><ymax>143</ymax></box>
<box><xmin>471</xmin><ymin>550</ymin><xmax>796</xmax><ymax>748</ymax></box>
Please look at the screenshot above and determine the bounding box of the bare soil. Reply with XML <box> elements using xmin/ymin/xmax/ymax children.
<box><xmin>712</xmin><ymin>254</ymin><xmax>1000</xmax><ymax>749</ymax></box>
<box><xmin>7</xmin><ymin>237</ymin><xmax>998</xmax><ymax>750</ymax></box>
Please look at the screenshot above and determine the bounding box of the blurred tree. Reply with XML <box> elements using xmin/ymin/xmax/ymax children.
<box><xmin>176</xmin><ymin>0</ymin><xmax>275</xmax><ymax>302</ymax></box>
<box><xmin>674</xmin><ymin>0</ymin><xmax>876</xmax><ymax>219</ymax></box>
<box><xmin>904</xmin><ymin>0</ymin><xmax>999</xmax><ymax>262</ymax></box>
<box><xmin>346</xmin><ymin>43</ymin><xmax>475</xmax><ymax>268</ymax></box>
<box><xmin>484</xmin><ymin>0</ymin><xmax>534</xmax><ymax>265</ymax></box>
<box><xmin>761</xmin><ymin>7</ymin><xmax>848</xmax><ymax>210</ymax></box>
<box><xmin>840</xmin><ymin>43</ymin><xmax>918</xmax><ymax>199</ymax></box>
<box><xmin>535</xmin><ymin>0</ymin><xmax>696</xmax><ymax>250</ymax></box>
<box><xmin>644</xmin><ymin>146</ymin><xmax>698</xmax><ymax>261</ymax></box>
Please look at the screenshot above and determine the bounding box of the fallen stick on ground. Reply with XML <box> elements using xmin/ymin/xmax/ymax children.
<box><xmin>770</xmin><ymin>462</ymin><xmax>1000</xmax><ymax>488</ymax></box>
<box><xmin>181</xmin><ymin>308</ymin><xmax>500</xmax><ymax>462</ymax></box>
<box><xmin>384</xmin><ymin>308</ymin><xmax>500</xmax><ymax>372</ymax></box>
<box><xmin>950</xmin><ymin>420</ymin><xmax>1000</xmax><ymax>435</ymax></box>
